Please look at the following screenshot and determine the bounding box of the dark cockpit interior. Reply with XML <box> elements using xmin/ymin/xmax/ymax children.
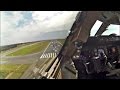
<box><xmin>72</xmin><ymin>34</ymin><xmax>120</xmax><ymax>79</ymax></box>
<box><xmin>36</xmin><ymin>11</ymin><xmax>120</xmax><ymax>79</ymax></box>
<box><xmin>57</xmin><ymin>11</ymin><xmax>120</xmax><ymax>79</ymax></box>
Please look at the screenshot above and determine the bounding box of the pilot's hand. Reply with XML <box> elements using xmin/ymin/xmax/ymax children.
<box><xmin>113</xmin><ymin>61</ymin><xmax>117</xmax><ymax>64</ymax></box>
<box><xmin>107</xmin><ymin>62</ymin><xmax>113</xmax><ymax>69</ymax></box>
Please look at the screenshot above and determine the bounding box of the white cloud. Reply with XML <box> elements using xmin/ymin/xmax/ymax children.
<box><xmin>1</xmin><ymin>11</ymin><xmax>79</xmax><ymax>46</ymax></box>
<box><xmin>32</xmin><ymin>11</ymin><xmax>79</xmax><ymax>32</ymax></box>
<box><xmin>1</xmin><ymin>11</ymin><xmax>120</xmax><ymax>46</ymax></box>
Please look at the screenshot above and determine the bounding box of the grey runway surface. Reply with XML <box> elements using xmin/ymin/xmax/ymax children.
<box><xmin>1</xmin><ymin>52</ymin><xmax>43</xmax><ymax>64</ymax></box>
<box><xmin>20</xmin><ymin>40</ymin><xmax>63</xmax><ymax>79</ymax></box>
<box><xmin>1</xmin><ymin>40</ymin><xmax>63</xmax><ymax>79</ymax></box>
<box><xmin>1</xmin><ymin>40</ymin><xmax>62</xmax><ymax>64</ymax></box>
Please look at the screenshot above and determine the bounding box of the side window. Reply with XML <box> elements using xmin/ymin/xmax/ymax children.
<box><xmin>90</xmin><ymin>20</ymin><xmax>103</xmax><ymax>36</ymax></box>
<box><xmin>102</xmin><ymin>24</ymin><xmax>120</xmax><ymax>35</ymax></box>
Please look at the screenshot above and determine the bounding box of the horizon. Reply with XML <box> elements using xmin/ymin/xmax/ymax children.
<box><xmin>1</xmin><ymin>11</ymin><xmax>120</xmax><ymax>46</ymax></box>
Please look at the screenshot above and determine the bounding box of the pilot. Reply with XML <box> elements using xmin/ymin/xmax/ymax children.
<box><xmin>72</xmin><ymin>51</ymin><xmax>88</xmax><ymax>79</ymax></box>
<box><xmin>90</xmin><ymin>49</ymin><xmax>107</xmax><ymax>79</ymax></box>
<box><xmin>107</xmin><ymin>47</ymin><xmax>119</xmax><ymax>69</ymax></box>
<box><xmin>98</xmin><ymin>49</ymin><xmax>107</xmax><ymax>70</ymax></box>
<box><xmin>91</xmin><ymin>49</ymin><xmax>101</xmax><ymax>73</ymax></box>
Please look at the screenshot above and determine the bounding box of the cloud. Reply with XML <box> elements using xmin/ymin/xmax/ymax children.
<box><xmin>1</xmin><ymin>11</ymin><xmax>119</xmax><ymax>46</ymax></box>
<box><xmin>1</xmin><ymin>11</ymin><xmax>79</xmax><ymax>46</ymax></box>
<box><xmin>32</xmin><ymin>11</ymin><xmax>78</xmax><ymax>32</ymax></box>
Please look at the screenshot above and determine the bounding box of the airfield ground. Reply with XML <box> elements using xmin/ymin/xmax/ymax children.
<box><xmin>7</xmin><ymin>41</ymin><xmax>50</xmax><ymax>56</ymax></box>
<box><xmin>0</xmin><ymin>64</ymin><xmax>30</xmax><ymax>79</ymax></box>
<box><xmin>0</xmin><ymin>39</ymin><xmax>64</xmax><ymax>79</ymax></box>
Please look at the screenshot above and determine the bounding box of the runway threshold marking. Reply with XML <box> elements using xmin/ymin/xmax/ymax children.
<box><xmin>40</xmin><ymin>42</ymin><xmax>52</xmax><ymax>59</ymax></box>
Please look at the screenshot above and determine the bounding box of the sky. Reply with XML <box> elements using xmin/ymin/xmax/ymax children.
<box><xmin>90</xmin><ymin>20</ymin><xmax>120</xmax><ymax>36</ymax></box>
<box><xmin>1</xmin><ymin>11</ymin><xmax>120</xmax><ymax>46</ymax></box>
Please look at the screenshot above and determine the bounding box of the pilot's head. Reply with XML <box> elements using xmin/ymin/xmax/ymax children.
<box><xmin>111</xmin><ymin>47</ymin><xmax>116</xmax><ymax>53</ymax></box>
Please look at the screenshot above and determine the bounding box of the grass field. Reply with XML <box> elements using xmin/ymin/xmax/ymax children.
<box><xmin>7</xmin><ymin>41</ymin><xmax>50</xmax><ymax>56</ymax></box>
<box><xmin>0</xmin><ymin>64</ymin><xmax>30</xmax><ymax>79</ymax></box>
<box><xmin>0</xmin><ymin>43</ymin><xmax>30</xmax><ymax>54</ymax></box>
<box><xmin>58</xmin><ymin>39</ymin><xmax>65</xmax><ymax>44</ymax></box>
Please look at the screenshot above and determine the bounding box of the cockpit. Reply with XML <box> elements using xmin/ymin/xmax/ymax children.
<box><xmin>57</xmin><ymin>11</ymin><xmax>120</xmax><ymax>79</ymax></box>
<box><xmin>71</xmin><ymin>35</ymin><xmax>120</xmax><ymax>79</ymax></box>
<box><xmin>37</xmin><ymin>11</ymin><xmax>120</xmax><ymax>79</ymax></box>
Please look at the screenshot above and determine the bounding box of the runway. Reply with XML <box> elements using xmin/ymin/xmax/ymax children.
<box><xmin>1</xmin><ymin>40</ymin><xmax>63</xmax><ymax>79</ymax></box>
<box><xmin>0</xmin><ymin>40</ymin><xmax>62</xmax><ymax>64</ymax></box>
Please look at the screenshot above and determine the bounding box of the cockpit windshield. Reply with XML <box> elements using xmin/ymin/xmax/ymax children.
<box><xmin>90</xmin><ymin>20</ymin><xmax>103</xmax><ymax>36</ymax></box>
<box><xmin>102</xmin><ymin>24</ymin><xmax>120</xmax><ymax>36</ymax></box>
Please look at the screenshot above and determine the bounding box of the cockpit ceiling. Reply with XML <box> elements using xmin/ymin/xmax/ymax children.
<box><xmin>98</xmin><ymin>11</ymin><xmax>120</xmax><ymax>25</ymax></box>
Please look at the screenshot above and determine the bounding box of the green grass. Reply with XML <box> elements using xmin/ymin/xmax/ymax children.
<box><xmin>0</xmin><ymin>64</ymin><xmax>30</xmax><ymax>79</ymax></box>
<box><xmin>7</xmin><ymin>41</ymin><xmax>50</xmax><ymax>56</ymax></box>
<box><xmin>8</xmin><ymin>65</ymin><xmax>29</xmax><ymax>79</ymax></box>
<box><xmin>8</xmin><ymin>72</ymin><xmax>23</xmax><ymax>79</ymax></box>
<box><xmin>0</xmin><ymin>64</ymin><xmax>20</xmax><ymax>73</ymax></box>
<box><xmin>0</xmin><ymin>72</ymin><xmax>8</xmax><ymax>79</ymax></box>
<box><xmin>0</xmin><ymin>44</ymin><xmax>29</xmax><ymax>55</ymax></box>
<box><xmin>0</xmin><ymin>64</ymin><xmax>19</xmax><ymax>79</ymax></box>
<box><xmin>58</xmin><ymin>39</ymin><xmax>65</xmax><ymax>44</ymax></box>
